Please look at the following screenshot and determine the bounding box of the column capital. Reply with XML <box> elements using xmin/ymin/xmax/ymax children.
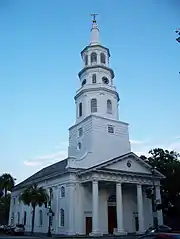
<box><xmin>116</xmin><ymin>182</ymin><xmax>122</xmax><ymax>187</ymax></box>
<box><xmin>137</xmin><ymin>184</ymin><xmax>142</xmax><ymax>188</ymax></box>
<box><xmin>92</xmin><ymin>178</ymin><xmax>98</xmax><ymax>183</ymax></box>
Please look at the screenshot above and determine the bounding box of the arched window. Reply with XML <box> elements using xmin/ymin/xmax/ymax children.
<box><xmin>39</xmin><ymin>210</ymin><xmax>43</xmax><ymax>226</ymax></box>
<box><xmin>79</xmin><ymin>103</ymin><xmax>82</xmax><ymax>117</ymax></box>
<box><xmin>85</xmin><ymin>55</ymin><xmax>88</xmax><ymax>65</ymax></box>
<box><xmin>91</xmin><ymin>52</ymin><xmax>97</xmax><ymax>63</ymax></box>
<box><xmin>107</xmin><ymin>99</ymin><xmax>112</xmax><ymax>114</ymax></box>
<box><xmin>91</xmin><ymin>98</ymin><xmax>97</xmax><ymax>113</ymax></box>
<box><xmin>92</xmin><ymin>74</ymin><xmax>96</xmax><ymax>83</ymax></box>
<box><xmin>60</xmin><ymin>209</ymin><xmax>64</xmax><ymax>227</ymax></box>
<box><xmin>24</xmin><ymin>211</ymin><xmax>27</xmax><ymax>226</ymax></box>
<box><xmin>100</xmin><ymin>53</ymin><xmax>106</xmax><ymax>64</ymax></box>
<box><xmin>82</xmin><ymin>79</ymin><xmax>86</xmax><ymax>87</ymax></box>
<box><xmin>61</xmin><ymin>186</ymin><xmax>65</xmax><ymax>198</ymax></box>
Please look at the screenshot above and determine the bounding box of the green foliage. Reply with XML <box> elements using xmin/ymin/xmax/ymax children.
<box><xmin>0</xmin><ymin>194</ymin><xmax>10</xmax><ymax>224</ymax></box>
<box><xmin>19</xmin><ymin>183</ymin><xmax>49</xmax><ymax>208</ymax></box>
<box><xmin>140</xmin><ymin>148</ymin><xmax>180</xmax><ymax>214</ymax></box>
<box><xmin>0</xmin><ymin>173</ymin><xmax>15</xmax><ymax>197</ymax></box>
<box><xmin>0</xmin><ymin>173</ymin><xmax>15</xmax><ymax>224</ymax></box>
<box><xmin>19</xmin><ymin>183</ymin><xmax>49</xmax><ymax>234</ymax></box>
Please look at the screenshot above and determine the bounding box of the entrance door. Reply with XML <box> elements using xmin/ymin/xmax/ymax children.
<box><xmin>108</xmin><ymin>206</ymin><xmax>117</xmax><ymax>234</ymax></box>
<box><xmin>86</xmin><ymin>217</ymin><xmax>92</xmax><ymax>235</ymax></box>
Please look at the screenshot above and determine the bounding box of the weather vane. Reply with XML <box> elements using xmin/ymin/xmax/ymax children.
<box><xmin>90</xmin><ymin>13</ymin><xmax>98</xmax><ymax>23</ymax></box>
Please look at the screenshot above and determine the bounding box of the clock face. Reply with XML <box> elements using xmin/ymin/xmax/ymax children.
<box><xmin>102</xmin><ymin>77</ymin><xmax>109</xmax><ymax>84</ymax></box>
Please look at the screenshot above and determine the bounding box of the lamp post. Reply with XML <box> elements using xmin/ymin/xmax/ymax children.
<box><xmin>151</xmin><ymin>167</ymin><xmax>158</xmax><ymax>229</ymax></box>
<box><xmin>47</xmin><ymin>188</ymin><xmax>54</xmax><ymax>237</ymax></box>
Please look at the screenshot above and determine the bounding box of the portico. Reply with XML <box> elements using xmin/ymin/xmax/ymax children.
<box><xmin>78</xmin><ymin>153</ymin><xmax>164</xmax><ymax>236</ymax></box>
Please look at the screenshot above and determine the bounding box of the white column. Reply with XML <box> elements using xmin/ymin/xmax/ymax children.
<box><xmin>91</xmin><ymin>180</ymin><xmax>100</xmax><ymax>236</ymax></box>
<box><xmin>115</xmin><ymin>183</ymin><xmax>126</xmax><ymax>235</ymax></box>
<box><xmin>137</xmin><ymin>184</ymin><xmax>145</xmax><ymax>233</ymax></box>
<box><xmin>67</xmin><ymin>183</ymin><xmax>75</xmax><ymax>235</ymax></box>
<box><xmin>156</xmin><ymin>186</ymin><xmax>163</xmax><ymax>225</ymax></box>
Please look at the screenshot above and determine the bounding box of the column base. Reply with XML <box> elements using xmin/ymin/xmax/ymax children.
<box><xmin>114</xmin><ymin>231</ymin><xmax>127</xmax><ymax>236</ymax></box>
<box><xmin>89</xmin><ymin>231</ymin><xmax>102</xmax><ymax>237</ymax></box>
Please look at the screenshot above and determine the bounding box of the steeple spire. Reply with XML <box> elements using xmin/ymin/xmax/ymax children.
<box><xmin>90</xmin><ymin>13</ymin><xmax>100</xmax><ymax>45</ymax></box>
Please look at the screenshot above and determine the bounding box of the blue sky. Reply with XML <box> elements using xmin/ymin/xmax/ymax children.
<box><xmin>0</xmin><ymin>0</ymin><xmax>179</xmax><ymax>183</ymax></box>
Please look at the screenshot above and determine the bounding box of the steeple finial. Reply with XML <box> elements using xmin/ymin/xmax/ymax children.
<box><xmin>90</xmin><ymin>13</ymin><xmax>100</xmax><ymax>45</ymax></box>
<box><xmin>91</xmin><ymin>13</ymin><xmax>98</xmax><ymax>23</ymax></box>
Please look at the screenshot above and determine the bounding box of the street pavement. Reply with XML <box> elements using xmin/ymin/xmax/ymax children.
<box><xmin>0</xmin><ymin>236</ymin><xmax>41</xmax><ymax>239</ymax></box>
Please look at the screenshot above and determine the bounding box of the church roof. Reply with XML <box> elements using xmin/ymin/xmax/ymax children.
<box><xmin>13</xmin><ymin>158</ymin><xmax>68</xmax><ymax>191</ymax></box>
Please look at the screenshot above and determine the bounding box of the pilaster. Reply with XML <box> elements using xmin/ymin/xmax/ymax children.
<box><xmin>67</xmin><ymin>182</ymin><xmax>76</xmax><ymax>235</ymax></box>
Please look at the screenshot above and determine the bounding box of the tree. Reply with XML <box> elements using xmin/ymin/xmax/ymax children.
<box><xmin>0</xmin><ymin>173</ymin><xmax>15</xmax><ymax>224</ymax></box>
<box><xmin>19</xmin><ymin>184</ymin><xmax>49</xmax><ymax>234</ymax></box>
<box><xmin>140</xmin><ymin>148</ymin><xmax>180</xmax><ymax>214</ymax></box>
<box><xmin>0</xmin><ymin>194</ymin><xmax>11</xmax><ymax>224</ymax></box>
<box><xmin>0</xmin><ymin>173</ymin><xmax>15</xmax><ymax>197</ymax></box>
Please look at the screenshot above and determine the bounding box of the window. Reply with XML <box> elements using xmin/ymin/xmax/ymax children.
<box><xmin>92</xmin><ymin>74</ymin><xmax>96</xmax><ymax>83</ymax></box>
<box><xmin>79</xmin><ymin>103</ymin><xmax>82</xmax><ymax>117</ymax></box>
<box><xmin>60</xmin><ymin>209</ymin><xmax>64</xmax><ymax>227</ymax></box>
<box><xmin>108</xmin><ymin>125</ymin><xmax>114</xmax><ymax>133</ymax></box>
<box><xmin>85</xmin><ymin>55</ymin><xmax>88</xmax><ymax>65</ymax></box>
<box><xmin>78</xmin><ymin>127</ymin><xmax>83</xmax><ymax>137</ymax></box>
<box><xmin>24</xmin><ymin>211</ymin><xmax>27</xmax><ymax>226</ymax></box>
<box><xmin>91</xmin><ymin>98</ymin><xmax>97</xmax><ymax>113</ymax></box>
<box><xmin>60</xmin><ymin>186</ymin><xmax>65</xmax><ymax>198</ymax></box>
<box><xmin>107</xmin><ymin>99</ymin><xmax>112</xmax><ymax>114</ymax></box>
<box><xmin>17</xmin><ymin>212</ymin><xmax>20</xmax><ymax>224</ymax></box>
<box><xmin>91</xmin><ymin>52</ymin><xmax>97</xmax><ymax>63</ymax></box>
<box><xmin>39</xmin><ymin>210</ymin><xmax>43</xmax><ymax>226</ymax></box>
<box><xmin>82</xmin><ymin>79</ymin><xmax>86</xmax><ymax>86</ymax></box>
<box><xmin>100</xmin><ymin>53</ymin><xmax>106</xmax><ymax>64</ymax></box>
<box><xmin>102</xmin><ymin>76</ymin><xmax>109</xmax><ymax>84</ymax></box>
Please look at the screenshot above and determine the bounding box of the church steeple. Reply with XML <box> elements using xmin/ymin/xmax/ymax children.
<box><xmin>90</xmin><ymin>14</ymin><xmax>100</xmax><ymax>46</ymax></box>
<box><xmin>67</xmin><ymin>17</ymin><xmax>131</xmax><ymax>168</ymax></box>
<box><xmin>75</xmin><ymin>16</ymin><xmax>119</xmax><ymax>124</ymax></box>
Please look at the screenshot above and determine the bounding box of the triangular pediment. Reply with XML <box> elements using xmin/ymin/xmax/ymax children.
<box><xmin>94</xmin><ymin>152</ymin><xmax>164</xmax><ymax>177</ymax></box>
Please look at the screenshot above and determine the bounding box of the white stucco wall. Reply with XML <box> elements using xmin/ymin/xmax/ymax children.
<box><xmin>9</xmin><ymin>173</ymin><xmax>78</xmax><ymax>235</ymax></box>
<box><xmin>68</xmin><ymin>115</ymin><xmax>131</xmax><ymax>168</ymax></box>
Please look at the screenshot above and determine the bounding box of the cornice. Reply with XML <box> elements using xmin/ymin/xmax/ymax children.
<box><xmin>68</xmin><ymin>114</ymin><xmax>129</xmax><ymax>130</ymax></box>
<box><xmin>78</xmin><ymin>65</ymin><xmax>114</xmax><ymax>79</ymax></box>
<box><xmin>81</xmin><ymin>44</ymin><xmax>110</xmax><ymax>57</ymax></box>
<box><xmin>79</xmin><ymin>171</ymin><xmax>160</xmax><ymax>186</ymax></box>
<box><xmin>74</xmin><ymin>86</ymin><xmax>119</xmax><ymax>101</ymax></box>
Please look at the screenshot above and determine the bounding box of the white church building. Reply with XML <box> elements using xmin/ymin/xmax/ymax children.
<box><xmin>9</xmin><ymin>18</ymin><xmax>164</xmax><ymax>236</ymax></box>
